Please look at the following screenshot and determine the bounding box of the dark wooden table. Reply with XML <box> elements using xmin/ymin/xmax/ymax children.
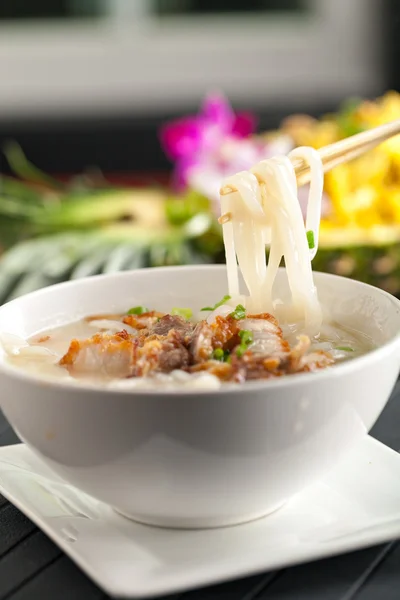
<box><xmin>1</xmin><ymin>382</ymin><xmax>400</xmax><ymax>600</ymax></box>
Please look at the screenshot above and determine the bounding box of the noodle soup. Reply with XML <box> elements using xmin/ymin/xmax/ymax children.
<box><xmin>3</xmin><ymin>300</ymin><xmax>374</xmax><ymax>390</ymax></box>
<box><xmin>0</xmin><ymin>146</ymin><xmax>378</xmax><ymax>388</ymax></box>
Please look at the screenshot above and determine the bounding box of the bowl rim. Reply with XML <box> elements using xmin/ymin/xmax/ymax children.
<box><xmin>0</xmin><ymin>264</ymin><xmax>399</xmax><ymax>396</ymax></box>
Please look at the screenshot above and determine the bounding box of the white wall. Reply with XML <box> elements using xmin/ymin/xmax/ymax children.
<box><xmin>0</xmin><ymin>0</ymin><xmax>384</xmax><ymax>119</ymax></box>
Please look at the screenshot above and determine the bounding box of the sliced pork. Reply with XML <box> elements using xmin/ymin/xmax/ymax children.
<box><xmin>58</xmin><ymin>305</ymin><xmax>334</xmax><ymax>384</ymax></box>
<box><xmin>134</xmin><ymin>330</ymin><xmax>190</xmax><ymax>377</ymax></box>
<box><xmin>59</xmin><ymin>330</ymin><xmax>135</xmax><ymax>378</ymax></box>
<box><xmin>150</xmin><ymin>315</ymin><xmax>195</xmax><ymax>342</ymax></box>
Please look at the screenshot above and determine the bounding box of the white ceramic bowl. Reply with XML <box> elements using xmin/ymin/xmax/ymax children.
<box><xmin>0</xmin><ymin>265</ymin><xmax>399</xmax><ymax>529</ymax></box>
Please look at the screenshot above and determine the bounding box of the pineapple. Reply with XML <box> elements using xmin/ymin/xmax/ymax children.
<box><xmin>271</xmin><ymin>91</ymin><xmax>400</xmax><ymax>296</ymax></box>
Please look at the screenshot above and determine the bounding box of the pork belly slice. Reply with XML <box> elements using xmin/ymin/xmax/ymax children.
<box><xmin>190</xmin><ymin>316</ymin><xmax>240</xmax><ymax>363</ymax></box>
<box><xmin>238</xmin><ymin>313</ymin><xmax>290</xmax><ymax>358</ymax></box>
<box><xmin>231</xmin><ymin>326</ymin><xmax>333</xmax><ymax>381</ymax></box>
<box><xmin>59</xmin><ymin>330</ymin><xmax>135</xmax><ymax>378</ymax></box>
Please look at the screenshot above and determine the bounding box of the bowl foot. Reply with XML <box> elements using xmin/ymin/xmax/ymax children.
<box><xmin>113</xmin><ymin>502</ymin><xmax>286</xmax><ymax>530</ymax></box>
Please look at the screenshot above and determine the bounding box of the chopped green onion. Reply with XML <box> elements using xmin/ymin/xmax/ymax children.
<box><xmin>212</xmin><ymin>348</ymin><xmax>231</xmax><ymax>362</ymax></box>
<box><xmin>306</xmin><ymin>230</ymin><xmax>315</xmax><ymax>250</ymax></box>
<box><xmin>201</xmin><ymin>294</ymin><xmax>231</xmax><ymax>311</ymax></box>
<box><xmin>236</xmin><ymin>329</ymin><xmax>253</xmax><ymax>357</ymax></box>
<box><xmin>336</xmin><ymin>346</ymin><xmax>354</xmax><ymax>352</ymax></box>
<box><xmin>171</xmin><ymin>307</ymin><xmax>193</xmax><ymax>320</ymax></box>
<box><xmin>229</xmin><ymin>304</ymin><xmax>246</xmax><ymax>320</ymax></box>
<box><xmin>212</xmin><ymin>348</ymin><xmax>225</xmax><ymax>361</ymax></box>
<box><xmin>127</xmin><ymin>305</ymin><xmax>149</xmax><ymax>315</ymax></box>
<box><xmin>238</xmin><ymin>329</ymin><xmax>253</xmax><ymax>343</ymax></box>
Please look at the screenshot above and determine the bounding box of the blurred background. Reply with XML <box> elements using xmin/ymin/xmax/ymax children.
<box><xmin>0</xmin><ymin>0</ymin><xmax>392</xmax><ymax>172</ymax></box>
<box><xmin>0</xmin><ymin>0</ymin><xmax>400</xmax><ymax>301</ymax></box>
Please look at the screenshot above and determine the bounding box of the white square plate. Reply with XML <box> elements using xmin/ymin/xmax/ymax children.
<box><xmin>1</xmin><ymin>437</ymin><xmax>400</xmax><ymax>598</ymax></box>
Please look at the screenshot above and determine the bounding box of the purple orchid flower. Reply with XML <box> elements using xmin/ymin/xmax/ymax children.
<box><xmin>160</xmin><ymin>92</ymin><xmax>255</xmax><ymax>162</ymax></box>
<box><xmin>159</xmin><ymin>92</ymin><xmax>331</xmax><ymax>218</ymax></box>
<box><xmin>159</xmin><ymin>92</ymin><xmax>257</xmax><ymax>191</ymax></box>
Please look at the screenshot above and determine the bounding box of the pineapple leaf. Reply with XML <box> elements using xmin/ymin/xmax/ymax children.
<box><xmin>3</xmin><ymin>141</ymin><xmax>64</xmax><ymax>190</ymax></box>
<box><xmin>0</xmin><ymin>175</ymin><xmax>45</xmax><ymax>205</ymax></box>
<box><xmin>102</xmin><ymin>244</ymin><xmax>143</xmax><ymax>274</ymax></box>
<box><xmin>165</xmin><ymin>190</ymin><xmax>210</xmax><ymax>225</ymax></box>
<box><xmin>0</xmin><ymin>226</ymin><xmax>215</xmax><ymax>303</ymax></box>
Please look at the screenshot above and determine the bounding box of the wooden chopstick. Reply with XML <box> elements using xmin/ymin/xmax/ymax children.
<box><xmin>218</xmin><ymin>119</ymin><xmax>400</xmax><ymax>224</ymax></box>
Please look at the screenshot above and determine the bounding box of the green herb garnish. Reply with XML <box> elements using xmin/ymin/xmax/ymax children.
<box><xmin>201</xmin><ymin>294</ymin><xmax>231</xmax><ymax>312</ymax></box>
<box><xmin>212</xmin><ymin>348</ymin><xmax>231</xmax><ymax>362</ymax></box>
<box><xmin>127</xmin><ymin>305</ymin><xmax>149</xmax><ymax>315</ymax></box>
<box><xmin>212</xmin><ymin>348</ymin><xmax>225</xmax><ymax>361</ymax></box>
<box><xmin>236</xmin><ymin>329</ymin><xmax>253</xmax><ymax>357</ymax></box>
<box><xmin>239</xmin><ymin>329</ymin><xmax>253</xmax><ymax>344</ymax></box>
<box><xmin>171</xmin><ymin>307</ymin><xmax>193</xmax><ymax>320</ymax></box>
<box><xmin>336</xmin><ymin>346</ymin><xmax>354</xmax><ymax>352</ymax></box>
<box><xmin>306</xmin><ymin>230</ymin><xmax>315</xmax><ymax>250</ymax></box>
<box><xmin>229</xmin><ymin>304</ymin><xmax>246</xmax><ymax>320</ymax></box>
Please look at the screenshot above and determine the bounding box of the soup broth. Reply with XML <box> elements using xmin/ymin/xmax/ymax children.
<box><xmin>2</xmin><ymin>303</ymin><xmax>374</xmax><ymax>390</ymax></box>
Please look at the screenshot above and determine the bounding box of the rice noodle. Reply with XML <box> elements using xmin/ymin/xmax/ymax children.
<box><xmin>220</xmin><ymin>194</ymin><xmax>239</xmax><ymax>298</ymax></box>
<box><xmin>220</xmin><ymin>147</ymin><xmax>324</xmax><ymax>334</ymax></box>
<box><xmin>289</xmin><ymin>147</ymin><xmax>323</xmax><ymax>260</ymax></box>
<box><xmin>17</xmin><ymin>346</ymin><xmax>59</xmax><ymax>362</ymax></box>
<box><xmin>0</xmin><ymin>333</ymin><xmax>28</xmax><ymax>355</ymax></box>
<box><xmin>0</xmin><ymin>333</ymin><xmax>59</xmax><ymax>363</ymax></box>
<box><xmin>88</xmin><ymin>319</ymin><xmax>136</xmax><ymax>334</ymax></box>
